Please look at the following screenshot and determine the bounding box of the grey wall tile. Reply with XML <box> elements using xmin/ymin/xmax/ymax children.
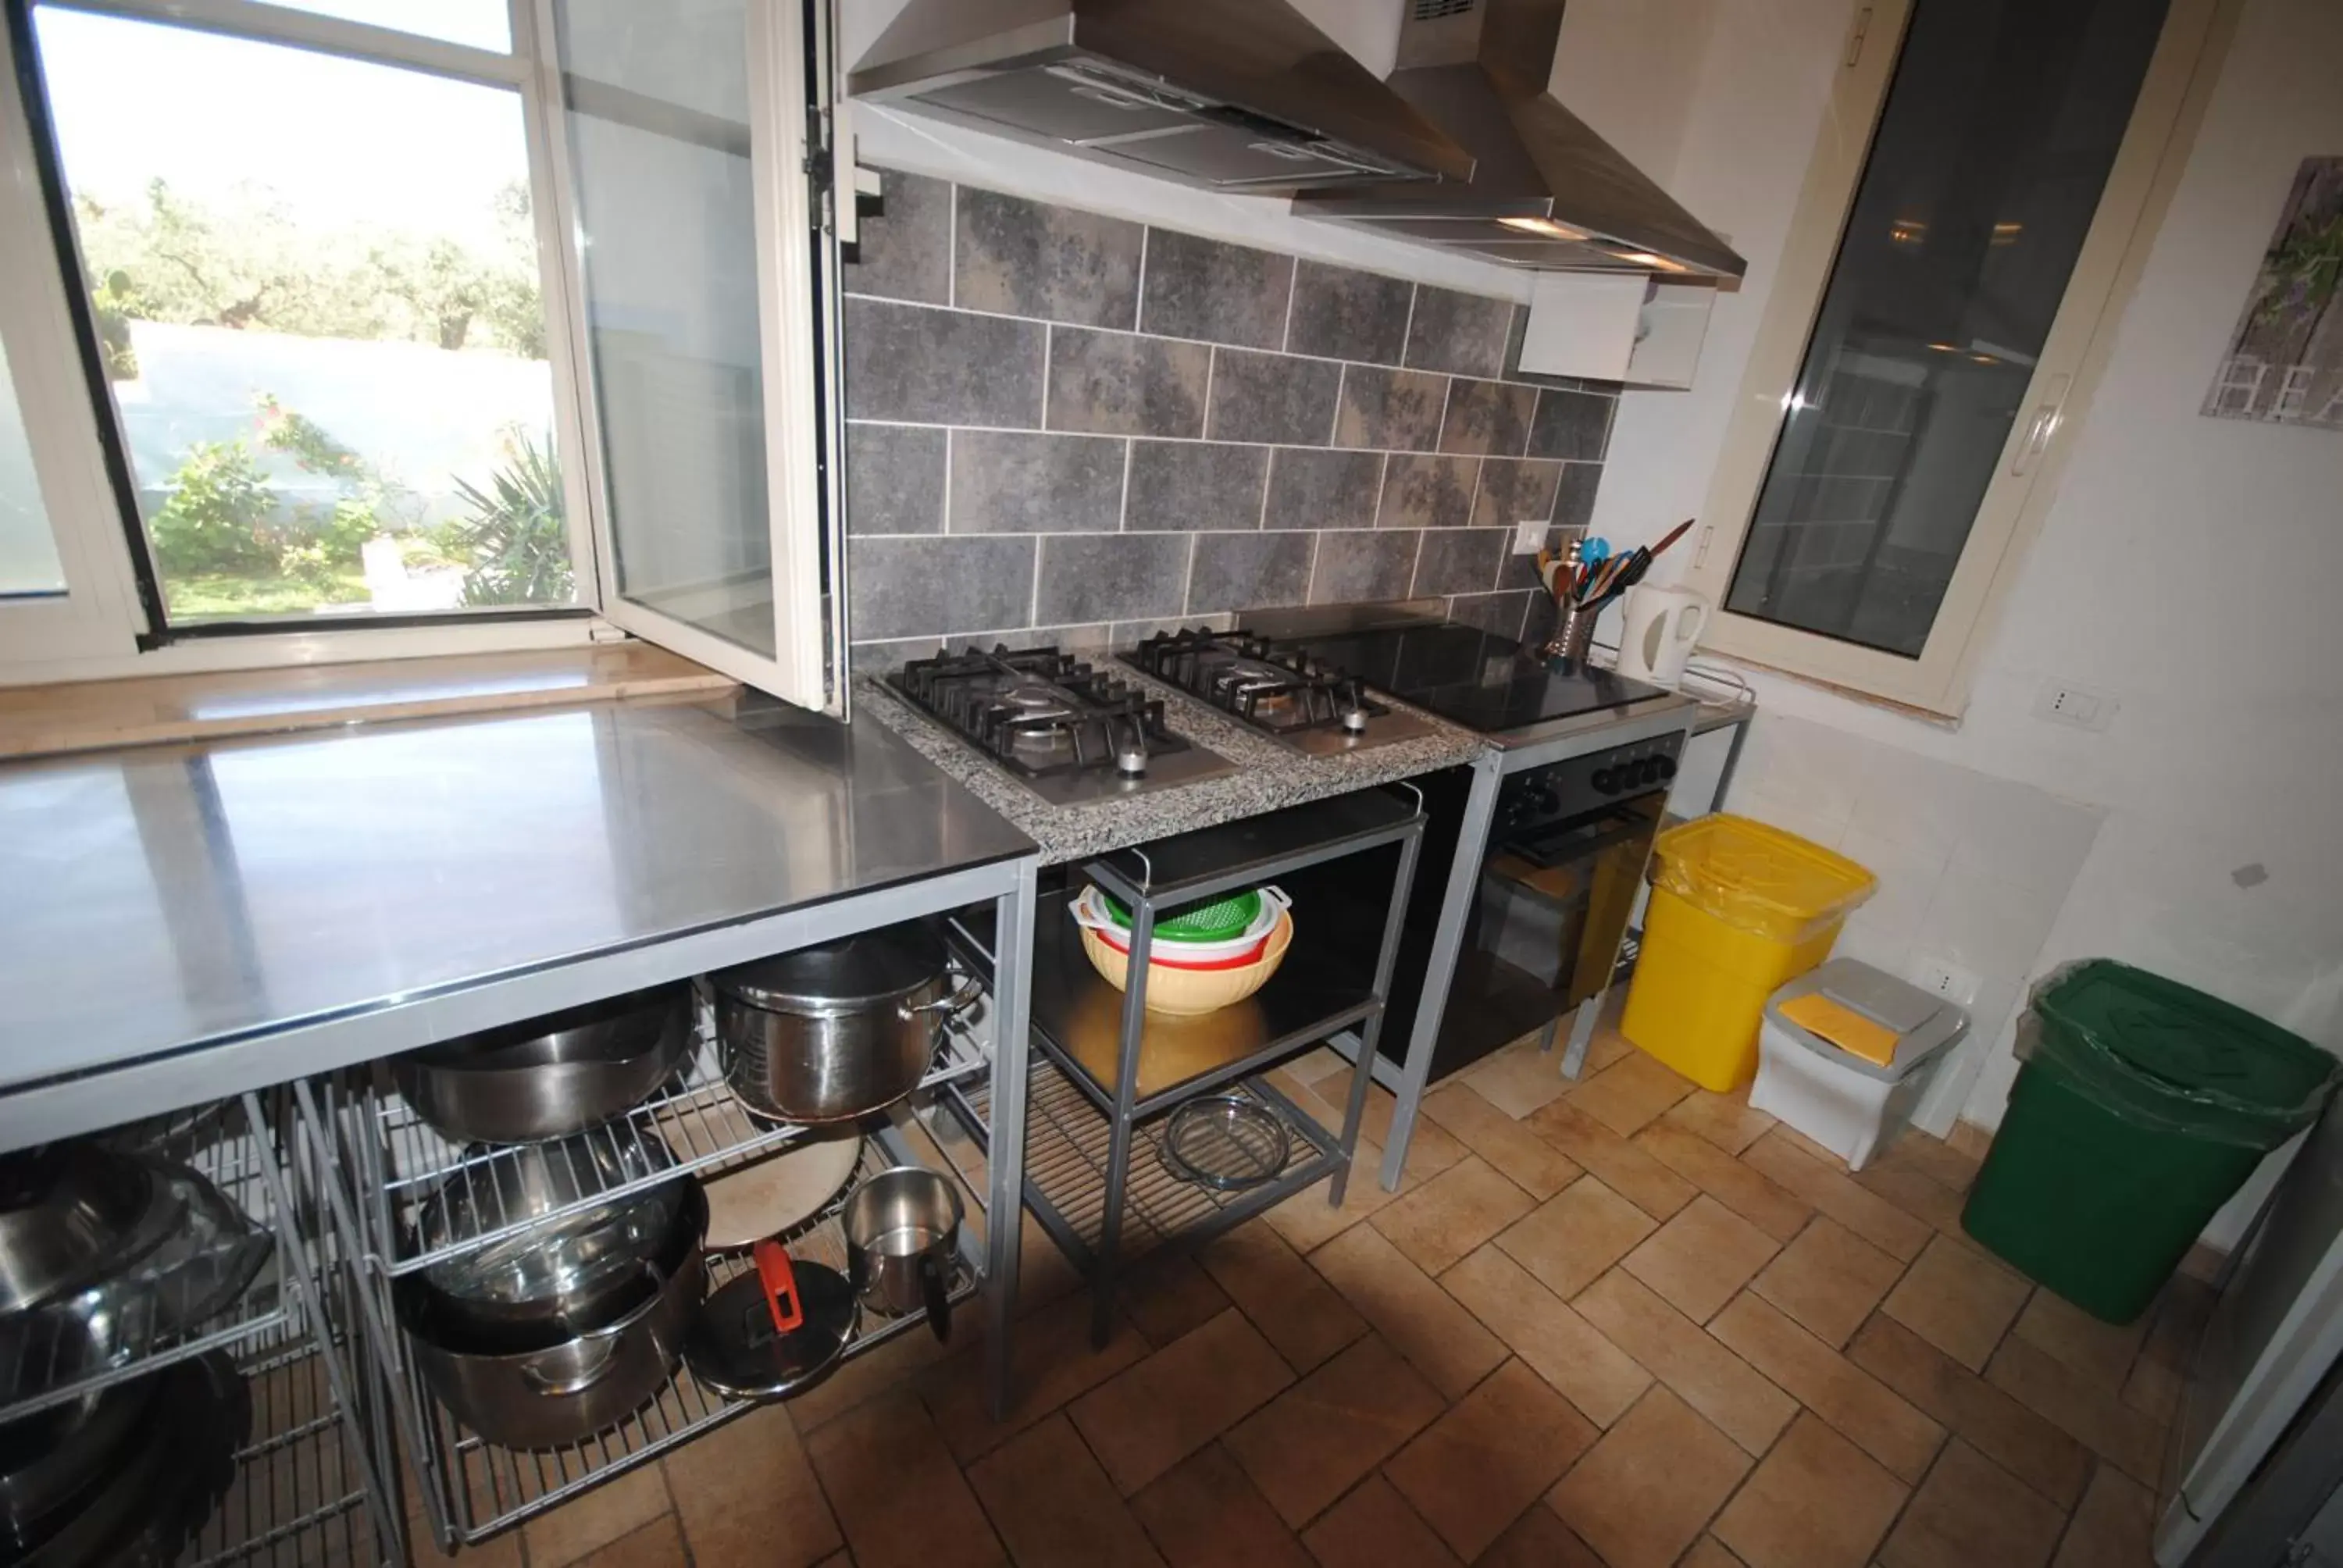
<box><xmin>1286</xmin><ymin>262</ymin><xmax>1412</xmax><ymax>365</ymax></box>
<box><xmin>843</xmin><ymin>168</ymin><xmax>951</xmax><ymax>305</ymax></box>
<box><xmin>1554</xmin><ymin>461</ymin><xmax>1601</xmax><ymax>529</ymax></box>
<box><xmin>1035</xmin><ymin>533</ymin><xmax>1190</xmax><ymax>624</ymax></box>
<box><xmin>1333</xmin><ymin>365</ymin><xmax>1447</xmax><ymax>451</ymax></box>
<box><xmin>1528</xmin><ymin>388</ymin><xmax>1614</xmax><ymax>461</ymax></box>
<box><xmin>1188</xmin><ymin>531</ymin><xmax>1314</xmax><ymax>614</ymax></box>
<box><xmin>1046</xmin><ymin>327</ymin><xmax>1209</xmax><ymax>437</ymax></box>
<box><xmin>1439</xmin><ymin>378</ymin><xmax>1537</xmax><ymax>456</ymax></box>
<box><xmin>1450</xmin><ymin>590</ymin><xmax>1533</xmax><ymax>640</ymax></box>
<box><xmin>1206</xmin><ymin>347</ymin><xmax>1340</xmax><ymax>445</ymax></box>
<box><xmin>1523</xmin><ymin>586</ymin><xmax>1559</xmax><ymax>648</ymax></box>
<box><xmin>1471</xmin><ymin>458</ymin><xmax>1562</xmax><ymax>529</ymax></box>
<box><xmin>1115</xmin><ymin>613</ymin><xmax>1234</xmax><ymax>644</ymax></box>
<box><xmin>850</xmin><ymin>535</ymin><xmax>1034</xmax><ymax>640</ymax></box>
<box><xmin>1126</xmin><ymin>440</ymin><xmax>1268</xmax><ymax>532</ymax></box>
<box><xmin>848</xmin><ymin>636</ymin><xmax>943</xmax><ymax>671</ymax></box>
<box><xmin>1405</xmin><ymin>286</ymin><xmax>1514</xmax><ymax>377</ymax></box>
<box><xmin>954</xmin><ymin>187</ymin><xmax>1143</xmax><ymax>329</ymax></box>
<box><xmin>1139</xmin><ymin>230</ymin><xmax>1294</xmax><ymax>349</ymax></box>
<box><xmin>949</xmin><ymin>430</ymin><xmax>1125</xmax><ymax>534</ymax></box>
<box><xmin>1377</xmin><ymin>454</ymin><xmax>1478</xmax><ymax>529</ymax></box>
<box><xmin>1311</xmin><ymin>529</ymin><xmax>1419</xmax><ymax>603</ymax></box>
<box><xmin>1413</xmin><ymin>527</ymin><xmax>1507</xmax><ymax>596</ymax></box>
<box><xmin>846</xmin><ymin>424</ymin><xmax>945</xmax><ymax>536</ymax></box>
<box><xmin>1265</xmin><ymin>448</ymin><xmax>1382</xmax><ymax>532</ymax></box>
<box><xmin>846</xmin><ymin>298</ymin><xmax>1043</xmax><ymax>426</ymax></box>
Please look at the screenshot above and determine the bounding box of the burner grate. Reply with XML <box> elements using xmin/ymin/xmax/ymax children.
<box><xmin>890</xmin><ymin>645</ymin><xmax>1191</xmax><ymax>779</ymax></box>
<box><xmin>1125</xmin><ymin>629</ymin><xmax>1386</xmax><ymax>736</ymax></box>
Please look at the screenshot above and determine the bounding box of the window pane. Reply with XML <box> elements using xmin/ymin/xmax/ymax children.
<box><xmin>32</xmin><ymin>6</ymin><xmax>570</xmax><ymax>622</ymax></box>
<box><xmin>555</xmin><ymin>0</ymin><xmax>777</xmax><ymax>657</ymax></box>
<box><xmin>1725</xmin><ymin>0</ymin><xmax>2167</xmax><ymax>656</ymax></box>
<box><xmin>0</xmin><ymin>337</ymin><xmax>67</xmax><ymax>597</ymax></box>
<box><xmin>261</xmin><ymin>1</ymin><xmax>512</xmax><ymax>53</ymax></box>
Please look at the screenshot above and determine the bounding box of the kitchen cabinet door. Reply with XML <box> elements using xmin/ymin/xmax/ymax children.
<box><xmin>542</xmin><ymin>0</ymin><xmax>847</xmax><ymax>712</ymax></box>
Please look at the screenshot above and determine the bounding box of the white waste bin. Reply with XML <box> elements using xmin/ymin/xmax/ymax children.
<box><xmin>1748</xmin><ymin>958</ymin><xmax>1967</xmax><ymax>1170</ymax></box>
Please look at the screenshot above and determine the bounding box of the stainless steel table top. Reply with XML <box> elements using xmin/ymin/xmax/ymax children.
<box><xmin>0</xmin><ymin>693</ymin><xmax>1035</xmax><ymax>1100</ymax></box>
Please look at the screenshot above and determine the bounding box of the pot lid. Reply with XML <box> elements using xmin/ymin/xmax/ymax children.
<box><xmin>712</xmin><ymin>925</ymin><xmax>947</xmax><ymax>1010</ymax></box>
<box><xmin>683</xmin><ymin>1263</ymin><xmax>855</xmax><ymax>1400</ymax></box>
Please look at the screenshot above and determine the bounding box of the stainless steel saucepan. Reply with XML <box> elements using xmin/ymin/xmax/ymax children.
<box><xmin>841</xmin><ymin>1166</ymin><xmax>962</xmax><ymax>1342</ymax></box>
<box><xmin>392</xmin><ymin>984</ymin><xmax>694</xmax><ymax>1145</ymax></box>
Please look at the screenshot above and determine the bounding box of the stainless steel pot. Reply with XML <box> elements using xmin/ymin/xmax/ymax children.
<box><xmin>392</xmin><ymin>984</ymin><xmax>694</xmax><ymax>1145</ymax></box>
<box><xmin>401</xmin><ymin>1182</ymin><xmax>708</xmax><ymax>1452</ymax></box>
<box><xmin>0</xmin><ymin>1148</ymin><xmax>157</xmax><ymax>1315</ymax></box>
<box><xmin>0</xmin><ymin>1374</ymin><xmax>155</xmax><ymax>1540</ymax></box>
<box><xmin>841</xmin><ymin>1166</ymin><xmax>961</xmax><ymax>1342</ymax></box>
<box><xmin>711</xmin><ymin>925</ymin><xmax>979</xmax><ymax>1123</ymax></box>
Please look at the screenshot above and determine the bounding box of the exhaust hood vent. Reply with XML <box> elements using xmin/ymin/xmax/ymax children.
<box><xmin>1295</xmin><ymin>0</ymin><xmax>1746</xmax><ymax>281</ymax></box>
<box><xmin>847</xmin><ymin>0</ymin><xmax>1475</xmax><ymax>194</ymax></box>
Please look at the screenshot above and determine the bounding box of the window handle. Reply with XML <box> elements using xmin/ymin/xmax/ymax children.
<box><xmin>2010</xmin><ymin>374</ymin><xmax>2070</xmax><ymax>477</ymax></box>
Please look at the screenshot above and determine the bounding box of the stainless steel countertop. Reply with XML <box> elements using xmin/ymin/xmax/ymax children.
<box><xmin>0</xmin><ymin>692</ymin><xmax>1035</xmax><ymax>1108</ymax></box>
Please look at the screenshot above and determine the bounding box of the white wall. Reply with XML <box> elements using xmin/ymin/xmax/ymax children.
<box><xmin>1603</xmin><ymin>0</ymin><xmax>2343</xmax><ymax>1246</ymax></box>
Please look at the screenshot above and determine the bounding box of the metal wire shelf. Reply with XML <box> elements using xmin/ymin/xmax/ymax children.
<box><xmin>407</xmin><ymin>1131</ymin><xmax>979</xmax><ymax>1545</ymax></box>
<box><xmin>366</xmin><ymin>1014</ymin><xmax>990</xmax><ymax>1278</ymax></box>
<box><xmin>184</xmin><ymin>1329</ymin><xmax>385</xmax><ymax>1568</ymax></box>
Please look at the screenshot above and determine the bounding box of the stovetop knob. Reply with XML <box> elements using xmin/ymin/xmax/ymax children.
<box><xmin>1339</xmin><ymin>705</ymin><xmax>1370</xmax><ymax>733</ymax></box>
<box><xmin>1114</xmin><ymin>744</ymin><xmax>1150</xmax><ymax>776</ymax></box>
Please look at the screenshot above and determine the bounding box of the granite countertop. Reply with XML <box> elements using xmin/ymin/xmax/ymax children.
<box><xmin>854</xmin><ymin>661</ymin><xmax>1492</xmax><ymax>865</ymax></box>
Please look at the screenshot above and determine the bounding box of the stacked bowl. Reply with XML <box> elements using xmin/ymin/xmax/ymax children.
<box><xmin>1070</xmin><ymin>886</ymin><xmax>1293</xmax><ymax>1016</ymax></box>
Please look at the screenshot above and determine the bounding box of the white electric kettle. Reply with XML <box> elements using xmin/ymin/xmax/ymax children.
<box><xmin>1616</xmin><ymin>585</ymin><xmax>1708</xmax><ymax>685</ymax></box>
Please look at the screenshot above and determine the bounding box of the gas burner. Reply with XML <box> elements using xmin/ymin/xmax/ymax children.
<box><xmin>888</xmin><ymin>644</ymin><xmax>1237</xmax><ymax>805</ymax></box>
<box><xmin>1121</xmin><ymin>629</ymin><xmax>1441</xmax><ymax>756</ymax></box>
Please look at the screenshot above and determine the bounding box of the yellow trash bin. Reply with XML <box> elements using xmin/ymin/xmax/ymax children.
<box><xmin>1622</xmin><ymin>815</ymin><xmax>1877</xmax><ymax>1092</ymax></box>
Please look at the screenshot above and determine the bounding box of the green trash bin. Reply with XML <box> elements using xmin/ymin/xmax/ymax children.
<box><xmin>1963</xmin><ymin>960</ymin><xmax>2340</xmax><ymax>1324</ymax></box>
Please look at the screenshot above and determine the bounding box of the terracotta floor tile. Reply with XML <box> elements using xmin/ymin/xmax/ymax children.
<box><xmin>1568</xmin><ymin>1049</ymin><xmax>1699</xmax><ymax>1137</ymax></box>
<box><xmin>1199</xmin><ymin>1221</ymin><xmax>1368</xmax><ymax>1375</ymax></box>
<box><xmin>1764</xmin><ymin>1122</ymin><xmax>1853</xmax><ymax>1170</ymax></box>
<box><xmin>1547</xmin><ymin>1388</ymin><xmax>1752</xmax><ymax>1568</ymax></box>
<box><xmin>790</xmin><ymin>1288</ymin><xmax>962</xmax><ymax>1432</ymax></box>
<box><xmin>1067</xmin><ymin>1309</ymin><xmax>1296</xmax><ymax>1495</ymax></box>
<box><xmin>1659</xmin><ymin>1088</ymin><xmax>1778</xmax><ymax>1156</ymax></box>
<box><xmin>805</xmin><ymin>1391</ymin><xmax>1007</xmax><ymax>1568</ymax></box>
<box><xmin>1463</xmin><ymin>1038</ymin><xmax>1576</xmax><ymax>1120</ymax></box>
<box><xmin>1299</xmin><ymin>1474</ymin><xmax>1460</xmax><ymax>1568</ymax></box>
<box><xmin>1633</xmin><ymin>1124</ymin><xmax>1812</xmax><ymax>1242</ymax></box>
<box><xmin>1525</xmin><ymin>1101</ymin><xmax>1698</xmax><ymax>1220</ymax></box>
<box><xmin>665</xmin><ymin>1402</ymin><xmax>840</xmax><ymax>1568</ymax></box>
<box><xmin>2124</xmin><ymin>1277</ymin><xmax>2215</xmax><ymax>1424</ymax></box>
<box><xmin>918</xmin><ymin>1288</ymin><xmax>1152</xmax><ymax>1463</ymax></box>
<box><xmin>1418</xmin><ymin>1082</ymin><xmax>1583</xmax><ymax>1198</ymax></box>
<box><xmin>1749</xmin><ymin>1215</ymin><xmax>1906</xmax><ymax>1348</ymax></box>
<box><xmin>1264</xmin><ymin>1142</ymin><xmax>1409</xmax><ymax>1254</ymax></box>
<box><xmin>1849</xmin><ymin>1317</ymin><xmax>2094</xmax><ymax>1508</ymax></box>
<box><xmin>1119</xmin><ymin>1253</ymin><xmax>1236</xmax><ymax>1348</ymax></box>
<box><xmin>1357</xmin><ymin>1084</ymin><xmax>1468</xmax><ymax>1178</ymax></box>
<box><xmin>521</xmin><ymin>1464</ymin><xmax>672</xmax><ymax>1568</ymax></box>
<box><xmin>1309</xmin><ymin>1222</ymin><xmax>1507</xmax><ymax>1399</ymax></box>
<box><xmin>1289</xmin><ymin>1045</ymin><xmax>1353</xmax><ymax>1086</ymax></box>
<box><xmin>1855</xmin><ymin>1162</ymin><xmax>1968</xmax><ymax>1233</ymax></box>
<box><xmin>966</xmin><ymin>1414</ymin><xmax>1168</xmax><ymax>1568</ymax></box>
<box><xmin>1129</xmin><ymin>1444</ymin><xmax>1315</xmax><ymax>1568</ymax></box>
<box><xmin>1574</xmin><ymin>1270</ymin><xmax>1796</xmax><ymax>1456</ymax></box>
<box><xmin>1440</xmin><ymin>1245</ymin><xmax>1652</xmax><ymax>1427</ymax></box>
<box><xmin>1881</xmin><ymin>1439</ymin><xmax>2070</xmax><ymax>1568</ymax></box>
<box><xmin>1224</xmin><ymin>1334</ymin><xmax>1446</xmax><ymax>1527</ymax></box>
<box><xmin>1884</xmin><ymin>1232</ymin><xmax>2034</xmax><ymax>1372</ymax></box>
<box><xmin>573</xmin><ymin>1516</ymin><xmax>687</xmax><ymax>1568</ymax></box>
<box><xmin>1946</xmin><ymin>1121</ymin><xmax>1993</xmax><ymax>1161</ymax></box>
<box><xmin>1681</xmin><ymin>1538</ymin><xmax>1749</xmax><ymax>1567</ymax></box>
<box><xmin>2052</xmin><ymin>1462</ymin><xmax>2157</xmax><ymax>1568</ymax></box>
<box><xmin>1369</xmin><ymin>1155</ymin><xmax>1535</xmax><ymax>1276</ymax></box>
<box><xmin>1475</xmin><ymin>1502</ymin><xmax>1604</xmax><ymax>1567</ymax></box>
<box><xmin>1384</xmin><ymin>1360</ymin><xmax>1597</xmax><ymax>1560</ymax></box>
<box><xmin>1621</xmin><ymin>1195</ymin><xmax>1781</xmax><ymax>1323</ymax></box>
<box><xmin>1493</xmin><ymin>1176</ymin><xmax>1657</xmax><ymax>1302</ymax></box>
<box><xmin>1708</xmin><ymin>1292</ymin><xmax>1943</xmax><ymax>1483</ymax></box>
<box><xmin>1985</xmin><ymin>1333</ymin><xmax>2166</xmax><ymax>1486</ymax></box>
<box><xmin>1714</xmin><ymin>1411</ymin><xmax>1907</xmax><ymax>1568</ymax></box>
<box><xmin>2013</xmin><ymin>1288</ymin><xmax>2153</xmax><ymax>1397</ymax></box>
<box><xmin>1872</xmin><ymin>1131</ymin><xmax>1981</xmax><ymax>1192</ymax></box>
<box><xmin>1739</xmin><ymin>1133</ymin><xmax>1932</xmax><ymax>1261</ymax></box>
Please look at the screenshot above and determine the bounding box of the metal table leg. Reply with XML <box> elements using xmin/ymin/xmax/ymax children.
<box><xmin>1559</xmin><ymin>989</ymin><xmax>1604</xmax><ymax>1080</ymax></box>
<box><xmin>983</xmin><ymin>859</ymin><xmax>1036</xmax><ymax>1420</ymax></box>
<box><xmin>1089</xmin><ymin>897</ymin><xmax>1156</xmax><ymax>1349</ymax></box>
<box><xmin>1332</xmin><ymin>823</ymin><xmax>1421</xmax><ymax>1204</ymax></box>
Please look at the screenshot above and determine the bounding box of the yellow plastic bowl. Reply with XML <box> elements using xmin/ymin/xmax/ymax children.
<box><xmin>1081</xmin><ymin>910</ymin><xmax>1293</xmax><ymax>1016</ymax></box>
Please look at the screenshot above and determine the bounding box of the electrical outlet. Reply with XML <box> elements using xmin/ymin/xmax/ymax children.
<box><xmin>1510</xmin><ymin>520</ymin><xmax>1546</xmax><ymax>554</ymax></box>
<box><xmin>2032</xmin><ymin>678</ymin><xmax>2116</xmax><ymax>732</ymax></box>
<box><xmin>1917</xmin><ymin>957</ymin><xmax>1980</xmax><ymax>1008</ymax></box>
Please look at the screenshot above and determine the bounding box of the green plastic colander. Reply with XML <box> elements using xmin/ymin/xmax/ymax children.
<box><xmin>1099</xmin><ymin>888</ymin><xmax>1262</xmax><ymax>943</ymax></box>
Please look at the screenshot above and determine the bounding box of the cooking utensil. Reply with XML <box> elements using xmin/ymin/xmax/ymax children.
<box><xmin>700</xmin><ymin>1132</ymin><xmax>861</xmax><ymax>1251</ymax></box>
<box><xmin>401</xmin><ymin>1181</ymin><xmax>708</xmax><ymax>1451</ymax></box>
<box><xmin>1159</xmin><ymin>1095</ymin><xmax>1293</xmax><ymax>1192</ymax></box>
<box><xmin>0</xmin><ymin>1374</ymin><xmax>157</xmax><ymax>1542</ymax></box>
<box><xmin>682</xmin><ymin>1241</ymin><xmax>855</xmax><ymax>1400</ymax></box>
<box><xmin>841</xmin><ymin>1167</ymin><xmax>961</xmax><ymax>1342</ymax></box>
<box><xmin>1646</xmin><ymin>516</ymin><xmax>1697</xmax><ymax>558</ymax></box>
<box><xmin>392</xmin><ymin>984</ymin><xmax>694</xmax><ymax>1146</ymax></box>
<box><xmin>8</xmin><ymin>1353</ymin><xmax>243</xmax><ymax>1568</ymax></box>
<box><xmin>712</xmin><ymin>925</ymin><xmax>980</xmax><ymax>1124</ymax></box>
<box><xmin>0</xmin><ymin>1147</ymin><xmax>159</xmax><ymax>1316</ymax></box>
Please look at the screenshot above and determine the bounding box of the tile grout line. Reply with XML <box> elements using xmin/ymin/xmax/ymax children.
<box><xmin>940</xmin><ymin>426</ymin><xmax>953</xmax><ymax>535</ymax></box>
<box><xmin>1278</xmin><ymin>258</ymin><xmax>1298</xmax><ymax>354</ymax></box>
<box><xmin>1040</xmin><ymin>323</ymin><xmax>1054</xmax><ymax>431</ymax></box>
<box><xmin>1117</xmin><ymin>439</ymin><xmax>1133</xmax><ymax>533</ymax></box>
<box><xmin>1399</xmin><ymin>283</ymin><xmax>1419</xmax><ymax>369</ymax></box>
<box><xmin>947</xmin><ymin>179</ymin><xmax>958</xmax><ymax>308</ymax></box>
<box><xmin>1134</xmin><ymin>225</ymin><xmax>1152</xmax><ymax>333</ymax></box>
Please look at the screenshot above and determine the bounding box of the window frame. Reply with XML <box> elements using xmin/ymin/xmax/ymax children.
<box><xmin>1683</xmin><ymin>0</ymin><xmax>2230</xmax><ymax>717</ymax></box>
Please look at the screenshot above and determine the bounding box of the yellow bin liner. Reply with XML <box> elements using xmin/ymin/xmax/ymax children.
<box><xmin>1622</xmin><ymin>814</ymin><xmax>1877</xmax><ymax>1092</ymax></box>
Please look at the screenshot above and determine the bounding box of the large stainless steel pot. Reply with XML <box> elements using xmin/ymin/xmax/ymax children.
<box><xmin>392</xmin><ymin>984</ymin><xmax>694</xmax><ymax>1145</ymax></box>
<box><xmin>400</xmin><ymin>1182</ymin><xmax>707</xmax><ymax>1452</ymax></box>
<box><xmin>711</xmin><ymin>925</ymin><xmax>979</xmax><ymax>1123</ymax></box>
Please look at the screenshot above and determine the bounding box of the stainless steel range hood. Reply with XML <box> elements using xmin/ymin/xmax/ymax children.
<box><xmin>846</xmin><ymin>0</ymin><xmax>1474</xmax><ymax>194</ymax></box>
<box><xmin>1293</xmin><ymin>0</ymin><xmax>1745</xmax><ymax>281</ymax></box>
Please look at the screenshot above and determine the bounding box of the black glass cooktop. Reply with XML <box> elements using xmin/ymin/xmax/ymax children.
<box><xmin>1279</xmin><ymin>622</ymin><xmax>1671</xmax><ymax>736</ymax></box>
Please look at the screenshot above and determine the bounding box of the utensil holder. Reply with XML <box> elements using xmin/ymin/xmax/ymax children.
<box><xmin>1554</xmin><ymin>599</ymin><xmax>1599</xmax><ymax>665</ymax></box>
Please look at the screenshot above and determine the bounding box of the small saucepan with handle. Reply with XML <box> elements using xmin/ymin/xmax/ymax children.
<box><xmin>840</xmin><ymin>1166</ymin><xmax>962</xmax><ymax>1342</ymax></box>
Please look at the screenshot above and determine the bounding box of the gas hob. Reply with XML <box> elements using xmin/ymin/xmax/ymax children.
<box><xmin>1120</xmin><ymin>628</ymin><xmax>1443</xmax><ymax>755</ymax></box>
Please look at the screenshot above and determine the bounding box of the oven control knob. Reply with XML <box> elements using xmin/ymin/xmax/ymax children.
<box><xmin>1631</xmin><ymin>759</ymin><xmax>1656</xmax><ymax>786</ymax></box>
<box><xmin>1590</xmin><ymin>768</ymin><xmax>1619</xmax><ymax>794</ymax></box>
<box><xmin>1531</xmin><ymin>783</ymin><xmax>1561</xmax><ymax>816</ymax></box>
<box><xmin>1656</xmin><ymin>756</ymin><xmax>1677</xmax><ymax>782</ymax></box>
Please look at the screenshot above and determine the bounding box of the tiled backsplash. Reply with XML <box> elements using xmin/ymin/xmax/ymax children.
<box><xmin>842</xmin><ymin>169</ymin><xmax>1617</xmax><ymax>657</ymax></box>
